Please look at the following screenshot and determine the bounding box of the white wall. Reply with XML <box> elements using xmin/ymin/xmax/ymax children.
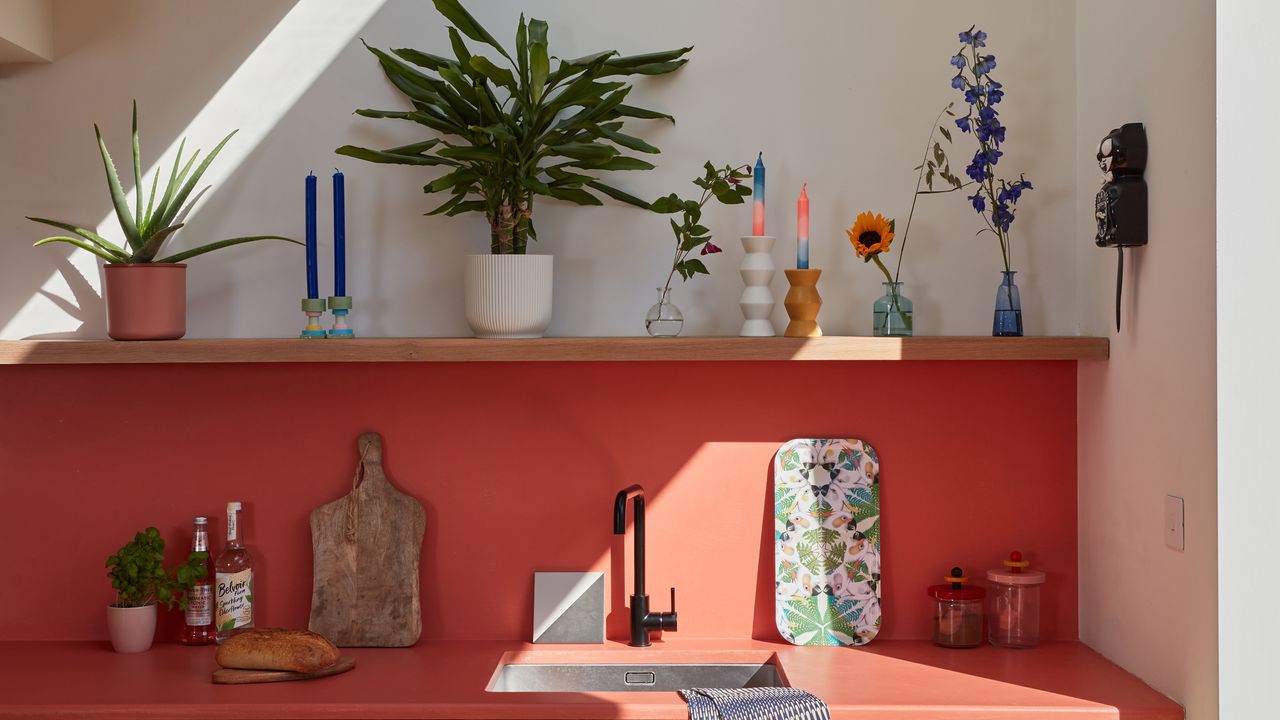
<box><xmin>0</xmin><ymin>0</ymin><xmax>1077</xmax><ymax>339</ymax></box>
<box><xmin>0</xmin><ymin>0</ymin><xmax>53</xmax><ymax>63</ymax></box>
<box><xmin>1218</xmin><ymin>1</ymin><xmax>1279</xmax><ymax>717</ymax></box>
<box><xmin>1075</xmin><ymin>1</ymin><xmax>1217</xmax><ymax>718</ymax></box>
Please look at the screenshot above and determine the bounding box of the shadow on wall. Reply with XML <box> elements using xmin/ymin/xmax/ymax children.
<box><xmin>0</xmin><ymin>0</ymin><xmax>300</xmax><ymax>336</ymax></box>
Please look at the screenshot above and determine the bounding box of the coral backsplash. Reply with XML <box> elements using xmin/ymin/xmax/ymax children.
<box><xmin>0</xmin><ymin>361</ymin><xmax>1076</xmax><ymax>643</ymax></box>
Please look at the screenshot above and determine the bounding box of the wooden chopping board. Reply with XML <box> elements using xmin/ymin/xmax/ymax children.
<box><xmin>213</xmin><ymin>656</ymin><xmax>356</xmax><ymax>685</ymax></box>
<box><xmin>309</xmin><ymin>432</ymin><xmax>425</xmax><ymax>647</ymax></box>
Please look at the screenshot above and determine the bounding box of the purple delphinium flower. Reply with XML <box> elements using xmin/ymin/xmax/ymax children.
<box><xmin>987</xmin><ymin>80</ymin><xmax>1004</xmax><ymax>104</ymax></box>
<box><xmin>988</xmin><ymin>123</ymin><xmax>1006</xmax><ymax>145</ymax></box>
<box><xmin>951</xmin><ymin>27</ymin><xmax>1032</xmax><ymax>240</ymax></box>
<box><xmin>992</xmin><ymin>202</ymin><xmax>1013</xmax><ymax>232</ymax></box>
<box><xmin>966</xmin><ymin>157</ymin><xmax>987</xmax><ymax>182</ymax></box>
<box><xmin>700</xmin><ymin>241</ymin><xmax>722</xmax><ymax>256</ymax></box>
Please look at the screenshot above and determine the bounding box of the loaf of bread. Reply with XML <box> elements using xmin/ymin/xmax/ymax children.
<box><xmin>214</xmin><ymin>628</ymin><xmax>340</xmax><ymax>673</ymax></box>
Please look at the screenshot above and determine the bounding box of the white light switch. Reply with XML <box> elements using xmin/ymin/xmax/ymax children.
<box><xmin>1164</xmin><ymin>495</ymin><xmax>1185</xmax><ymax>551</ymax></box>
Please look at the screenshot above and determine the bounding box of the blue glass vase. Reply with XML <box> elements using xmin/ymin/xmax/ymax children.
<box><xmin>873</xmin><ymin>282</ymin><xmax>913</xmax><ymax>337</ymax></box>
<box><xmin>993</xmin><ymin>271</ymin><xmax>1023</xmax><ymax>337</ymax></box>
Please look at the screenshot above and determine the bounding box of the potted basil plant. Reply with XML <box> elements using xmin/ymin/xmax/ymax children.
<box><xmin>29</xmin><ymin>103</ymin><xmax>300</xmax><ymax>340</ymax></box>
<box><xmin>338</xmin><ymin>0</ymin><xmax>689</xmax><ymax>338</ymax></box>
<box><xmin>105</xmin><ymin>527</ymin><xmax>207</xmax><ymax>653</ymax></box>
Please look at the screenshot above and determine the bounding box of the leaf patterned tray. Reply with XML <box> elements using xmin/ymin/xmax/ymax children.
<box><xmin>774</xmin><ymin>438</ymin><xmax>881</xmax><ymax>646</ymax></box>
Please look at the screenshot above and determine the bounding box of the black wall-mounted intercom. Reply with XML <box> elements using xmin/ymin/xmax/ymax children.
<box><xmin>1094</xmin><ymin>122</ymin><xmax>1148</xmax><ymax>331</ymax></box>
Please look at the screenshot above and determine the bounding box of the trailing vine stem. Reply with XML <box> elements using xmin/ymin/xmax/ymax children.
<box><xmin>894</xmin><ymin>104</ymin><xmax>973</xmax><ymax>283</ymax></box>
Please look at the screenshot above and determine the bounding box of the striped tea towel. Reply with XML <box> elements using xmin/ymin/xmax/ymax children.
<box><xmin>680</xmin><ymin>687</ymin><xmax>830</xmax><ymax>720</ymax></box>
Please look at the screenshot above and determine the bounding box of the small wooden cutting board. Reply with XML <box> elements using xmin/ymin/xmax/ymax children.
<box><xmin>212</xmin><ymin>656</ymin><xmax>356</xmax><ymax>685</ymax></box>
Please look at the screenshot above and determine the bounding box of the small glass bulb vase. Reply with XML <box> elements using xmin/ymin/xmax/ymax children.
<box><xmin>783</xmin><ymin>269</ymin><xmax>823</xmax><ymax>337</ymax></box>
<box><xmin>873</xmin><ymin>282</ymin><xmax>913</xmax><ymax>337</ymax></box>
<box><xmin>645</xmin><ymin>287</ymin><xmax>684</xmax><ymax>337</ymax></box>
<box><xmin>992</xmin><ymin>271</ymin><xmax>1023</xmax><ymax>337</ymax></box>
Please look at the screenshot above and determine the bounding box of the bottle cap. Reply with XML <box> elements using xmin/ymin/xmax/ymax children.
<box><xmin>194</xmin><ymin>516</ymin><xmax>208</xmax><ymax>525</ymax></box>
<box><xmin>927</xmin><ymin>566</ymin><xmax>986</xmax><ymax>600</ymax></box>
<box><xmin>988</xmin><ymin>551</ymin><xmax>1046</xmax><ymax>586</ymax></box>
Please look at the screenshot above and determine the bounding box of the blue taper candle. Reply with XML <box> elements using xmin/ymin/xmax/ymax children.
<box><xmin>752</xmin><ymin>152</ymin><xmax>766</xmax><ymax>236</ymax></box>
<box><xmin>333</xmin><ymin>169</ymin><xmax>346</xmax><ymax>297</ymax></box>
<box><xmin>305</xmin><ymin>172</ymin><xmax>318</xmax><ymax>299</ymax></box>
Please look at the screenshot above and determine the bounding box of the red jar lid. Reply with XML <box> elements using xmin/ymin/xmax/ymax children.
<box><xmin>928</xmin><ymin>584</ymin><xmax>986</xmax><ymax>601</ymax></box>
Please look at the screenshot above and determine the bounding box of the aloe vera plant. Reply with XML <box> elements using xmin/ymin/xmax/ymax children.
<box><xmin>29</xmin><ymin>102</ymin><xmax>299</xmax><ymax>264</ymax></box>
<box><xmin>337</xmin><ymin>0</ymin><xmax>690</xmax><ymax>254</ymax></box>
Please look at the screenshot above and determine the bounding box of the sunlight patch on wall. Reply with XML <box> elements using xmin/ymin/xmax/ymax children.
<box><xmin>3</xmin><ymin>0</ymin><xmax>386</xmax><ymax>339</ymax></box>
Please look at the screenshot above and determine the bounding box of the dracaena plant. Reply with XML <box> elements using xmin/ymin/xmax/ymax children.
<box><xmin>28</xmin><ymin>102</ymin><xmax>299</xmax><ymax>264</ymax></box>
<box><xmin>336</xmin><ymin>0</ymin><xmax>690</xmax><ymax>255</ymax></box>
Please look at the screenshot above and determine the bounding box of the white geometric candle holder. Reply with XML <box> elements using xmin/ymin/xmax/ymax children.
<box><xmin>739</xmin><ymin>235</ymin><xmax>777</xmax><ymax>337</ymax></box>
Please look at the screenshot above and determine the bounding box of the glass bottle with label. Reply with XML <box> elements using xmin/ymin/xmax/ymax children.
<box><xmin>215</xmin><ymin>501</ymin><xmax>255</xmax><ymax>644</ymax></box>
<box><xmin>181</xmin><ymin>517</ymin><xmax>215</xmax><ymax>645</ymax></box>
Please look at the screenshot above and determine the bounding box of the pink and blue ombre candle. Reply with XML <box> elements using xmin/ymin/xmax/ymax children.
<box><xmin>797</xmin><ymin>183</ymin><xmax>810</xmax><ymax>269</ymax></box>
<box><xmin>305</xmin><ymin>172</ymin><xmax>318</xmax><ymax>299</ymax></box>
<box><xmin>333</xmin><ymin>169</ymin><xmax>346</xmax><ymax>298</ymax></box>
<box><xmin>752</xmin><ymin>152</ymin><xmax>766</xmax><ymax>236</ymax></box>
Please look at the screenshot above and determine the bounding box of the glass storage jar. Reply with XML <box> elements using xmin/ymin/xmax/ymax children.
<box><xmin>927</xmin><ymin>567</ymin><xmax>985</xmax><ymax>648</ymax></box>
<box><xmin>986</xmin><ymin>551</ymin><xmax>1046</xmax><ymax>648</ymax></box>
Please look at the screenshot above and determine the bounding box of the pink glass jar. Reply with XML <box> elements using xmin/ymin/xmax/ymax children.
<box><xmin>986</xmin><ymin>551</ymin><xmax>1046</xmax><ymax>648</ymax></box>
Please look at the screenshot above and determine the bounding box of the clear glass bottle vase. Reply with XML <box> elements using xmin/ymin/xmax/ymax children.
<box><xmin>993</xmin><ymin>271</ymin><xmax>1023</xmax><ymax>337</ymax></box>
<box><xmin>645</xmin><ymin>286</ymin><xmax>684</xmax><ymax>337</ymax></box>
<box><xmin>873</xmin><ymin>282</ymin><xmax>913</xmax><ymax>337</ymax></box>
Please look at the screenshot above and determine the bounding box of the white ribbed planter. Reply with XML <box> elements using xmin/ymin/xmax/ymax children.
<box><xmin>464</xmin><ymin>254</ymin><xmax>554</xmax><ymax>338</ymax></box>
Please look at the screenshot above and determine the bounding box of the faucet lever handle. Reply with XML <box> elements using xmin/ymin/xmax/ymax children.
<box><xmin>670</xmin><ymin>586</ymin><xmax>676</xmax><ymax>613</ymax></box>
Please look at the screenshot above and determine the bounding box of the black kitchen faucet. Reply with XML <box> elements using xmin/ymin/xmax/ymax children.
<box><xmin>612</xmin><ymin>484</ymin><xmax>677</xmax><ymax>647</ymax></box>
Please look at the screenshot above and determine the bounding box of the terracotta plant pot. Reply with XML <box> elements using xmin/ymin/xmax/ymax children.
<box><xmin>106</xmin><ymin>603</ymin><xmax>157</xmax><ymax>653</ymax></box>
<box><xmin>463</xmin><ymin>254</ymin><xmax>553</xmax><ymax>338</ymax></box>
<box><xmin>103</xmin><ymin>263</ymin><xmax>187</xmax><ymax>340</ymax></box>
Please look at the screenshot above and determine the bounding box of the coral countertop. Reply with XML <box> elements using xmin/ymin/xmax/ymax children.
<box><xmin>0</xmin><ymin>638</ymin><xmax>1181</xmax><ymax>719</ymax></box>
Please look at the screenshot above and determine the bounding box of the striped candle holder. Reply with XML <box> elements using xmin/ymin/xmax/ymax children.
<box><xmin>301</xmin><ymin>298</ymin><xmax>327</xmax><ymax>339</ymax></box>
<box><xmin>328</xmin><ymin>296</ymin><xmax>353</xmax><ymax>338</ymax></box>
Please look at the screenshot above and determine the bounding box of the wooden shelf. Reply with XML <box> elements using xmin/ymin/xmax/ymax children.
<box><xmin>0</xmin><ymin>336</ymin><xmax>1107</xmax><ymax>365</ymax></box>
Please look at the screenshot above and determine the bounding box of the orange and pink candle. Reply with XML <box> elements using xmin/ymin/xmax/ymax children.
<box><xmin>797</xmin><ymin>183</ymin><xmax>809</xmax><ymax>269</ymax></box>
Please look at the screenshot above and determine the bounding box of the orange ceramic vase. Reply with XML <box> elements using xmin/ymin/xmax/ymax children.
<box><xmin>103</xmin><ymin>263</ymin><xmax>187</xmax><ymax>340</ymax></box>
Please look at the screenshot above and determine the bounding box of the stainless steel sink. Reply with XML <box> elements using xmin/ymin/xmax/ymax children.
<box><xmin>487</xmin><ymin>662</ymin><xmax>788</xmax><ymax>693</ymax></box>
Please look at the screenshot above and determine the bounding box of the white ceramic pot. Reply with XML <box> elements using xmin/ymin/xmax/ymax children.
<box><xmin>106</xmin><ymin>603</ymin><xmax>157</xmax><ymax>653</ymax></box>
<box><xmin>464</xmin><ymin>254</ymin><xmax>553</xmax><ymax>338</ymax></box>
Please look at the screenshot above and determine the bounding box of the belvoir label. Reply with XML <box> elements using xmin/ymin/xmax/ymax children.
<box><xmin>215</xmin><ymin>569</ymin><xmax>253</xmax><ymax>632</ymax></box>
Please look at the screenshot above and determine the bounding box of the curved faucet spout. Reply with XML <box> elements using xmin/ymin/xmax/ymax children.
<box><xmin>613</xmin><ymin>484</ymin><xmax>644</xmax><ymax>535</ymax></box>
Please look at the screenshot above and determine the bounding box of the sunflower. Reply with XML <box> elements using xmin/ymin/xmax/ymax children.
<box><xmin>846</xmin><ymin>212</ymin><xmax>896</xmax><ymax>259</ymax></box>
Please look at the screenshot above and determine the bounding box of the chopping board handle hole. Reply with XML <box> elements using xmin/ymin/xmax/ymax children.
<box><xmin>358</xmin><ymin>432</ymin><xmax>384</xmax><ymax>463</ymax></box>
